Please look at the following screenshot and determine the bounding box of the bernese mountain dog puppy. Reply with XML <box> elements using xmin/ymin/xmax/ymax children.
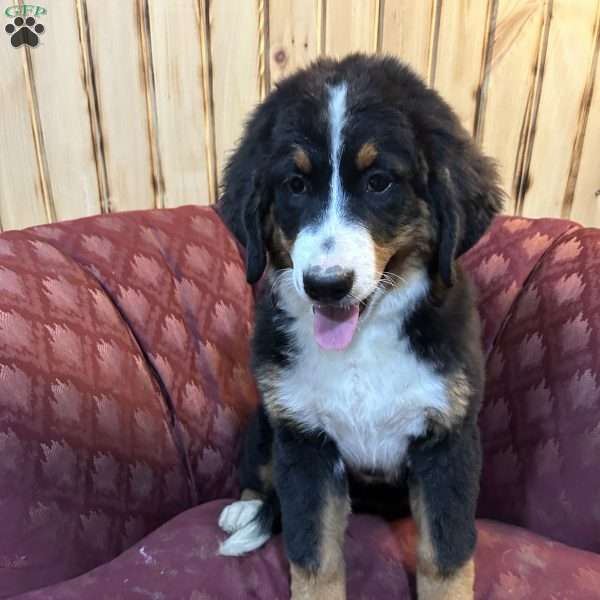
<box><xmin>216</xmin><ymin>54</ymin><xmax>504</xmax><ymax>600</ymax></box>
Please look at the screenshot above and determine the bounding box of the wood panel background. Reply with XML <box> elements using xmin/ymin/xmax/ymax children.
<box><xmin>1</xmin><ymin>0</ymin><xmax>599</xmax><ymax>231</ymax></box>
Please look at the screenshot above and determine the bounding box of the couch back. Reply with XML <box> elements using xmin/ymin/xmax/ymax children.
<box><xmin>462</xmin><ymin>216</ymin><xmax>600</xmax><ymax>553</ymax></box>
<box><xmin>0</xmin><ymin>207</ymin><xmax>598</xmax><ymax>597</ymax></box>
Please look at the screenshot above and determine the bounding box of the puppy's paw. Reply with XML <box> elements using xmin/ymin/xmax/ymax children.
<box><xmin>218</xmin><ymin>500</ymin><xmax>271</xmax><ymax>556</ymax></box>
<box><xmin>219</xmin><ymin>519</ymin><xmax>271</xmax><ymax>556</ymax></box>
<box><xmin>218</xmin><ymin>499</ymin><xmax>262</xmax><ymax>534</ymax></box>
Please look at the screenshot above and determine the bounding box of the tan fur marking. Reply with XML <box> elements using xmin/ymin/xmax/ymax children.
<box><xmin>240</xmin><ymin>488</ymin><xmax>262</xmax><ymax>501</ymax></box>
<box><xmin>265</xmin><ymin>204</ymin><xmax>293</xmax><ymax>269</ymax></box>
<box><xmin>259</xmin><ymin>461</ymin><xmax>273</xmax><ymax>489</ymax></box>
<box><xmin>355</xmin><ymin>142</ymin><xmax>378</xmax><ymax>171</ymax></box>
<box><xmin>272</xmin><ymin>225</ymin><xmax>292</xmax><ymax>255</ymax></box>
<box><xmin>424</xmin><ymin>371</ymin><xmax>471</xmax><ymax>432</ymax></box>
<box><xmin>372</xmin><ymin>202</ymin><xmax>434</xmax><ymax>287</ymax></box>
<box><xmin>417</xmin><ymin>559</ymin><xmax>474</xmax><ymax>600</ymax></box>
<box><xmin>293</xmin><ymin>147</ymin><xmax>312</xmax><ymax>174</ymax></box>
<box><xmin>290</xmin><ymin>491</ymin><xmax>350</xmax><ymax>600</ymax></box>
<box><xmin>256</xmin><ymin>364</ymin><xmax>288</xmax><ymax>421</ymax></box>
<box><xmin>446</xmin><ymin>371</ymin><xmax>471</xmax><ymax>422</ymax></box>
<box><xmin>411</xmin><ymin>486</ymin><xmax>474</xmax><ymax>600</ymax></box>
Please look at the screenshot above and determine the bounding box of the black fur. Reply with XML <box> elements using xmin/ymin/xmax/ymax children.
<box><xmin>239</xmin><ymin>403</ymin><xmax>274</xmax><ymax>493</ymax></box>
<box><xmin>252</xmin><ymin>291</ymin><xmax>297</xmax><ymax>369</ymax></box>
<box><xmin>408</xmin><ymin>415</ymin><xmax>482</xmax><ymax>576</ymax></box>
<box><xmin>274</xmin><ymin>424</ymin><xmax>347</xmax><ymax>572</ymax></box>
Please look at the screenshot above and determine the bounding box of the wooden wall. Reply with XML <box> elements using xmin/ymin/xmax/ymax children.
<box><xmin>1</xmin><ymin>0</ymin><xmax>599</xmax><ymax>231</ymax></box>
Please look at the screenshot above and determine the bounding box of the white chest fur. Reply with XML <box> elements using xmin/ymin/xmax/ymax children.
<box><xmin>276</xmin><ymin>270</ymin><xmax>451</xmax><ymax>475</ymax></box>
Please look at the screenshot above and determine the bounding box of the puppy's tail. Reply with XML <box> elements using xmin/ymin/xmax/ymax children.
<box><xmin>218</xmin><ymin>491</ymin><xmax>279</xmax><ymax>556</ymax></box>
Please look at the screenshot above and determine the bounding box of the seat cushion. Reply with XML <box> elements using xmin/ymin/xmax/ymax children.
<box><xmin>11</xmin><ymin>500</ymin><xmax>600</xmax><ymax>599</ymax></box>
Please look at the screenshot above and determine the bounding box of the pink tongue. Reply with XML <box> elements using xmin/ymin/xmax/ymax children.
<box><xmin>313</xmin><ymin>305</ymin><xmax>360</xmax><ymax>351</ymax></box>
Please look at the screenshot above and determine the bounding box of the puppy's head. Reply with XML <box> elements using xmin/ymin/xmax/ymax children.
<box><xmin>218</xmin><ymin>55</ymin><xmax>504</xmax><ymax>350</ymax></box>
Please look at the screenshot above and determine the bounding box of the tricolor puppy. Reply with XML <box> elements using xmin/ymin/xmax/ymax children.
<box><xmin>217</xmin><ymin>54</ymin><xmax>503</xmax><ymax>600</ymax></box>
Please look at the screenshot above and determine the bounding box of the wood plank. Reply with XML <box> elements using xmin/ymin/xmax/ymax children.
<box><xmin>209</xmin><ymin>0</ymin><xmax>261</xmax><ymax>181</ymax></box>
<box><xmin>269</xmin><ymin>0</ymin><xmax>319</xmax><ymax>86</ymax></box>
<box><xmin>28</xmin><ymin>1</ymin><xmax>101</xmax><ymax>221</ymax></box>
<box><xmin>0</xmin><ymin>38</ymin><xmax>47</xmax><ymax>229</ymax></box>
<box><xmin>480</xmin><ymin>0</ymin><xmax>546</xmax><ymax>214</ymax></box>
<box><xmin>84</xmin><ymin>1</ymin><xmax>154</xmax><ymax>212</ymax></box>
<box><xmin>569</xmin><ymin>6</ymin><xmax>600</xmax><ymax>227</ymax></box>
<box><xmin>379</xmin><ymin>0</ymin><xmax>436</xmax><ymax>81</ymax></box>
<box><xmin>522</xmin><ymin>0</ymin><xmax>598</xmax><ymax>218</ymax></box>
<box><xmin>147</xmin><ymin>1</ymin><xmax>211</xmax><ymax>207</ymax></box>
<box><xmin>432</xmin><ymin>0</ymin><xmax>492</xmax><ymax>133</ymax></box>
<box><xmin>325</xmin><ymin>0</ymin><xmax>379</xmax><ymax>56</ymax></box>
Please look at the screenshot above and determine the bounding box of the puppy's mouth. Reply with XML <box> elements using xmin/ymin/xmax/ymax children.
<box><xmin>312</xmin><ymin>304</ymin><xmax>360</xmax><ymax>351</ymax></box>
<box><xmin>311</xmin><ymin>291</ymin><xmax>377</xmax><ymax>351</ymax></box>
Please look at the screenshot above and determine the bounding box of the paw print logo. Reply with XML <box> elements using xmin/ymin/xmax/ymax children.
<box><xmin>5</xmin><ymin>16</ymin><xmax>45</xmax><ymax>48</ymax></box>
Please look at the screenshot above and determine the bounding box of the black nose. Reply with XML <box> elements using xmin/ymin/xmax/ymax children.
<box><xmin>303</xmin><ymin>267</ymin><xmax>355</xmax><ymax>303</ymax></box>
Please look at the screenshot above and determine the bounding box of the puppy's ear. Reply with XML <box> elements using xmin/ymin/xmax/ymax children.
<box><xmin>420</xmin><ymin>130</ymin><xmax>505</xmax><ymax>286</ymax></box>
<box><xmin>217</xmin><ymin>102</ymin><xmax>275</xmax><ymax>284</ymax></box>
<box><xmin>242</xmin><ymin>173</ymin><xmax>269</xmax><ymax>284</ymax></box>
<box><xmin>427</xmin><ymin>168</ymin><xmax>463</xmax><ymax>286</ymax></box>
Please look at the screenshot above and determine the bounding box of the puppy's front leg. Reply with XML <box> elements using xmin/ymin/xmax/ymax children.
<box><xmin>274</xmin><ymin>424</ymin><xmax>349</xmax><ymax>600</ymax></box>
<box><xmin>408</xmin><ymin>422</ymin><xmax>481</xmax><ymax>600</ymax></box>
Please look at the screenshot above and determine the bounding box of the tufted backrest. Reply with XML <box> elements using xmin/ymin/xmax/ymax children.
<box><xmin>462</xmin><ymin>216</ymin><xmax>600</xmax><ymax>553</ymax></box>
<box><xmin>0</xmin><ymin>206</ymin><xmax>258</xmax><ymax>597</ymax></box>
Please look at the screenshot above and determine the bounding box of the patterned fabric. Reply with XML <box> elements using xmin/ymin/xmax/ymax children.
<box><xmin>460</xmin><ymin>216</ymin><xmax>579</xmax><ymax>355</ymax></box>
<box><xmin>474</xmin><ymin>225</ymin><xmax>600</xmax><ymax>552</ymax></box>
<box><xmin>0</xmin><ymin>207</ymin><xmax>257</xmax><ymax>597</ymax></box>
<box><xmin>11</xmin><ymin>500</ymin><xmax>600</xmax><ymax>600</ymax></box>
<box><xmin>1</xmin><ymin>207</ymin><xmax>599</xmax><ymax>598</ymax></box>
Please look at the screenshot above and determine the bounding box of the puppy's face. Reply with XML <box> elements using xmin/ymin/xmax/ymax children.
<box><xmin>221</xmin><ymin>57</ymin><xmax>503</xmax><ymax>350</ymax></box>
<box><xmin>270</xmin><ymin>83</ymin><xmax>429</xmax><ymax>310</ymax></box>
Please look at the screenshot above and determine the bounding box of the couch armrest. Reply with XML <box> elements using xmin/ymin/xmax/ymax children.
<box><xmin>0</xmin><ymin>206</ymin><xmax>258</xmax><ymax>597</ymax></box>
<box><xmin>463</xmin><ymin>217</ymin><xmax>600</xmax><ymax>553</ymax></box>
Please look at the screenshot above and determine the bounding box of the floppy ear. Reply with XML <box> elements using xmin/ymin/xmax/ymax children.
<box><xmin>217</xmin><ymin>102</ymin><xmax>275</xmax><ymax>284</ymax></box>
<box><xmin>241</xmin><ymin>173</ymin><xmax>270</xmax><ymax>284</ymax></box>
<box><xmin>420</xmin><ymin>134</ymin><xmax>505</xmax><ymax>286</ymax></box>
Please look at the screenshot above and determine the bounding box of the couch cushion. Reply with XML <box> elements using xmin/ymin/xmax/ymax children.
<box><xmin>10</xmin><ymin>500</ymin><xmax>600</xmax><ymax>599</ymax></box>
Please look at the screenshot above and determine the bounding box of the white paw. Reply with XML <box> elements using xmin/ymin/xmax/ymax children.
<box><xmin>219</xmin><ymin>520</ymin><xmax>271</xmax><ymax>556</ymax></box>
<box><xmin>218</xmin><ymin>500</ymin><xmax>263</xmax><ymax>534</ymax></box>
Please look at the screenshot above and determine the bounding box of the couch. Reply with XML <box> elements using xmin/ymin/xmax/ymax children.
<box><xmin>0</xmin><ymin>206</ymin><xmax>598</xmax><ymax>599</ymax></box>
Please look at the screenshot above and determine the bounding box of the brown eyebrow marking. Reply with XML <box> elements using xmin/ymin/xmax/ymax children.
<box><xmin>356</xmin><ymin>142</ymin><xmax>378</xmax><ymax>170</ymax></box>
<box><xmin>293</xmin><ymin>146</ymin><xmax>312</xmax><ymax>174</ymax></box>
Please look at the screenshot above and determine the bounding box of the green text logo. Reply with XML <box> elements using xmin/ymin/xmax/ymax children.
<box><xmin>5</xmin><ymin>5</ymin><xmax>46</xmax><ymax>18</ymax></box>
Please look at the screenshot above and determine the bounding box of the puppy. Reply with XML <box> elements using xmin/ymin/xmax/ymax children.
<box><xmin>216</xmin><ymin>54</ymin><xmax>504</xmax><ymax>600</ymax></box>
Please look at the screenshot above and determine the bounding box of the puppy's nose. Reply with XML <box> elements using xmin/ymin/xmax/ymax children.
<box><xmin>303</xmin><ymin>267</ymin><xmax>354</xmax><ymax>303</ymax></box>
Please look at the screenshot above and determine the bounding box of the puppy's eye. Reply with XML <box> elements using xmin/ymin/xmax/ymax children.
<box><xmin>367</xmin><ymin>173</ymin><xmax>392</xmax><ymax>193</ymax></box>
<box><xmin>287</xmin><ymin>175</ymin><xmax>307</xmax><ymax>195</ymax></box>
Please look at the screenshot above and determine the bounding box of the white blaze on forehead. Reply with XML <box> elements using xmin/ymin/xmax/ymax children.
<box><xmin>290</xmin><ymin>81</ymin><xmax>378</xmax><ymax>303</ymax></box>
<box><xmin>328</xmin><ymin>82</ymin><xmax>348</xmax><ymax>217</ymax></box>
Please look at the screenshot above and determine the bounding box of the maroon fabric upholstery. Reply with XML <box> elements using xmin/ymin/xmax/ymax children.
<box><xmin>10</xmin><ymin>501</ymin><xmax>600</xmax><ymax>600</ymax></box>
<box><xmin>1</xmin><ymin>207</ymin><xmax>599</xmax><ymax>599</ymax></box>
<box><xmin>461</xmin><ymin>216</ymin><xmax>580</xmax><ymax>355</ymax></box>
<box><xmin>0</xmin><ymin>207</ymin><xmax>257</xmax><ymax>597</ymax></box>
<box><xmin>473</xmin><ymin>223</ymin><xmax>600</xmax><ymax>552</ymax></box>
